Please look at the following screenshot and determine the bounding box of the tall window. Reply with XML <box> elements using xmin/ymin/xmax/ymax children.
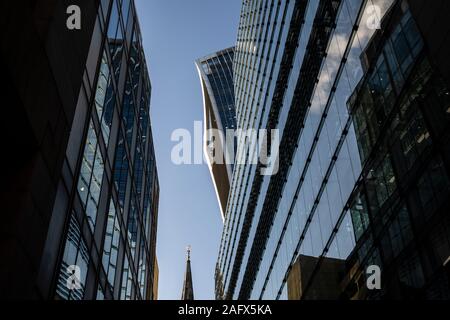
<box><xmin>77</xmin><ymin>120</ymin><xmax>105</xmax><ymax>231</ymax></box>
<box><xmin>101</xmin><ymin>199</ymin><xmax>121</xmax><ymax>290</ymax></box>
<box><xmin>56</xmin><ymin>214</ymin><xmax>89</xmax><ymax>300</ymax></box>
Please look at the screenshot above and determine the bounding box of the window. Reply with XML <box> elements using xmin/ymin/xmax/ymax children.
<box><xmin>398</xmin><ymin>252</ymin><xmax>425</xmax><ymax>290</ymax></box>
<box><xmin>138</xmin><ymin>238</ymin><xmax>147</xmax><ymax>298</ymax></box>
<box><xmin>114</xmin><ymin>129</ymin><xmax>129</xmax><ymax>208</ymax></box>
<box><xmin>417</xmin><ymin>157</ymin><xmax>450</xmax><ymax>219</ymax></box>
<box><xmin>365</xmin><ymin>154</ymin><xmax>397</xmax><ymax>216</ymax></box>
<box><xmin>127</xmin><ymin>195</ymin><xmax>139</xmax><ymax>259</ymax></box>
<box><xmin>399</xmin><ymin>103</ymin><xmax>431</xmax><ymax>171</ymax></box>
<box><xmin>94</xmin><ymin>50</ymin><xmax>116</xmax><ymax>144</ymax></box>
<box><xmin>56</xmin><ymin>214</ymin><xmax>90</xmax><ymax>300</ymax></box>
<box><xmin>120</xmin><ymin>254</ymin><xmax>134</xmax><ymax>300</ymax></box>
<box><xmin>77</xmin><ymin>120</ymin><xmax>105</xmax><ymax>231</ymax></box>
<box><xmin>350</xmin><ymin>191</ymin><xmax>370</xmax><ymax>241</ymax></box>
<box><xmin>102</xmin><ymin>199</ymin><xmax>121</xmax><ymax>289</ymax></box>
<box><xmin>123</xmin><ymin>75</ymin><xmax>136</xmax><ymax>146</ymax></box>
<box><xmin>107</xmin><ymin>1</ymin><xmax>124</xmax><ymax>82</ymax></box>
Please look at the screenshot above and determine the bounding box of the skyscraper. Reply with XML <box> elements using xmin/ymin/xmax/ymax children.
<box><xmin>195</xmin><ymin>48</ymin><xmax>236</xmax><ymax>220</ymax></box>
<box><xmin>181</xmin><ymin>247</ymin><xmax>195</xmax><ymax>300</ymax></box>
<box><xmin>0</xmin><ymin>0</ymin><xmax>159</xmax><ymax>300</ymax></box>
<box><xmin>216</xmin><ymin>0</ymin><xmax>450</xmax><ymax>300</ymax></box>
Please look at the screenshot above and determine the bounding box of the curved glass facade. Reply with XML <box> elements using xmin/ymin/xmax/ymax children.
<box><xmin>197</xmin><ymin>48</ymin><xmax>237</xmax><ymax>135</ymax></box>
<box><xmin>196</xmin><ymin>48</ymin><xmax>237</xmax><ymax>220</ymax></box>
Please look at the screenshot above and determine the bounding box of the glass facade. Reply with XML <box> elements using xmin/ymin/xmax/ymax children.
<box><xmin>216</xmin><ymin>0</ymin><xmax>450</xmax><ymax>300</ymax></box>
<box><xmin>196</xmin><ymin>48</ymin><xmax>237</xmax><ymax>220</ymax></box>
<box><xmin>53</xmin><ymin>0</ymin><xmax>159</xmax><ymax>300</ymax></box>
<box><xmin>197</xmin><ymin>48</ymin><xmax>237</xmax><ymax>135</ymax></box>
<box><xmin>338</xmin><ymin>6</ymin><xmax>450</xmax><ymax>300</ymax></box>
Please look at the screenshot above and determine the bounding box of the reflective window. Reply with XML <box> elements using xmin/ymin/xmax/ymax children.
<box><xmin>77</xmin><ymin>120</ymin><xmax>104</xmax><ymax>231</ymax></box>
<box><xmin>56</xmin><ymin>214</ymin><xmax>89</xmax><ymax>300</ymax></box>
<box><xmin>350</xmin><ymin>191</ymin><xmax>370</xmax><ymax>241</ymax></box>
<box><xmin>417</xmin><ymin>157</ymin><xmax>450</xmax><ymax>219</ymax></box>
<box><xmin>101</xmin><ymin>199</ymin><xmax>121</xmax><ymax>289</ymax></box>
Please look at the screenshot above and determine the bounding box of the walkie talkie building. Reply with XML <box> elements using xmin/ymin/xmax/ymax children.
<box><xmin>196</xmin><ymin>47</ymin><xmax>237</xmax><ymax>220</ymax></box>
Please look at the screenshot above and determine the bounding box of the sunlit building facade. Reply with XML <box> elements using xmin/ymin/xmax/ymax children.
<box><xmin>196</xmin><ymin>48</ymin><xmax>237</xmax><ymax>220</ymax></box>
<box><xmin>216</xmin><ymin>0</ymin><xmax>450</xmax><ymax>300</ymax></box>
<box><xmin>0</xmin><ymin>0</ymin><xmax>159</xmax><ymax>300</ymax></box>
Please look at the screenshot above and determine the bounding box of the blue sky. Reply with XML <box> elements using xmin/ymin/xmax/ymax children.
<box><xmin>134</xmin><ymin>0</ymin><xmax>242</xmax><ymax>300</ymax></box>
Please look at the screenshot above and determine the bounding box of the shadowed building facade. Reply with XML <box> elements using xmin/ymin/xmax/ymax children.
<box><xmin>1</xmin><ymin>0</ymin><xmax>159</xmax><ymax>300</ymax></box>
<box><xmin>181</xmin><ymin>247</ymin><xmax>195</xmax><ymax>300</ymax></box>
<box><xmin>195</xmin><ymin>48</ymin><xmax>236</xmax><ymax>221</ymax></box>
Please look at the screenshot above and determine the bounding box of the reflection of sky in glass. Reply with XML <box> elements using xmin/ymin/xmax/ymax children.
<box><xmin>217</xmin><ymin>0</ymin><xmax>398</xmax><ymax>300</ymax></box>
<box><xmin>200</xmin><ymin>49</ymin><xmax>237</xmax><ymax>132</ymax></box>
<box><xmin>261</xmin><ymin>0</ymin><xmax>396</xmax><ymax>299</ymax></box>
<box><xmin>198</xmin><ymin>47</ymin><xmax>237</xmax><ymax>178</ymax></box>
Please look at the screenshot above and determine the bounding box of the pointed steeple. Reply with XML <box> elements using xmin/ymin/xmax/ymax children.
<box><xmin>181</xmin><ymin>246</ymin><xmax>194</xmax><ymax>300</ymax></box>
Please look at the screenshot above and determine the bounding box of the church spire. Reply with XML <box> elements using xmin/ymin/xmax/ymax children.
<box><xmin>181</xmin><ymin>246</ymin><xmax>194</xmax><ymax>300</ymax></box>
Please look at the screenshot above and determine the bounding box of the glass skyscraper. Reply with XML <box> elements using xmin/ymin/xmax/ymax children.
<box><xmin>196</xmin><ymin>47</ymin><xmax>237</xmax><ymax>220</ymax></box>
<box><xmin>216</xmin><ymin>0</ymin><xmax>450</xmax><ymax>300</ymax></box>
<box><xmin>0</xmin><ymin>0</ymin><xmax>159</xmax><ymax>300</ymax></box>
